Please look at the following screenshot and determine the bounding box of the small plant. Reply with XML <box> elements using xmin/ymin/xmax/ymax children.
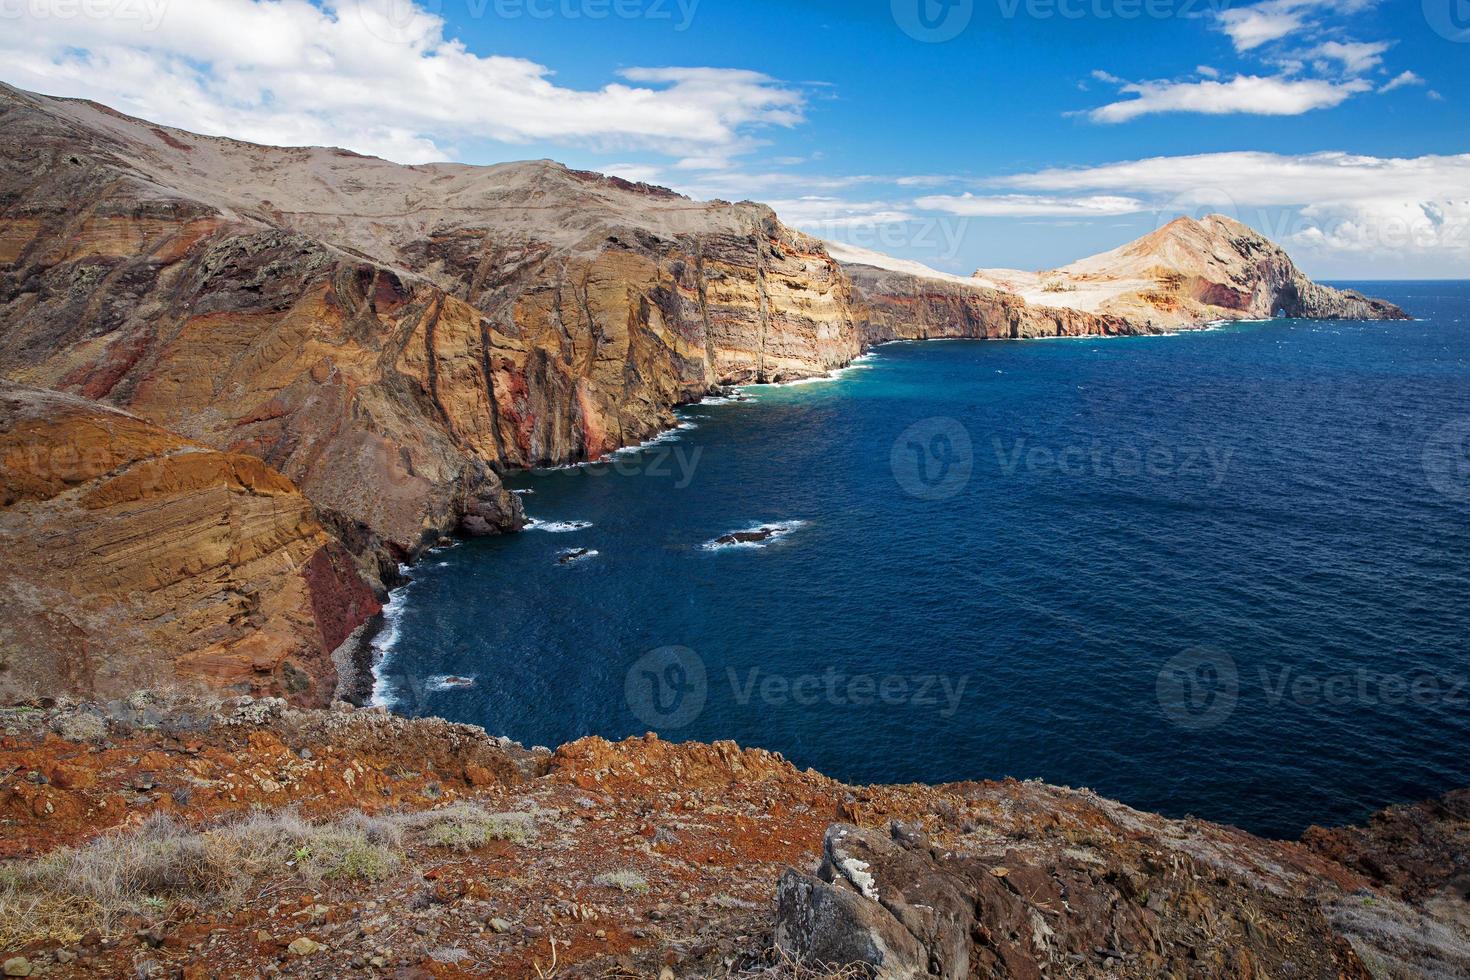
<box><xmin>591</xmin><ymin>870</ymin><xmax>650</xmax><ymax>894</ymax></box>
<box><xmin>420</xmin><ymin>806</ymin><xmax>537</xmax><ymax>851</ymax></box>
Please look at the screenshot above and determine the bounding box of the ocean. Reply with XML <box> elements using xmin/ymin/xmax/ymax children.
<box><xmin>373</xmin><ymin>282</ymin><xmax>1470</xmax><ymax>838</ymax></box>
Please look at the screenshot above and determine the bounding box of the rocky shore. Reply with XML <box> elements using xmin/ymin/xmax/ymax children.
<box><xmin>0</xmin><ymin>695</ymin><xmax>1465</xmax><ymax>978</ymax></box>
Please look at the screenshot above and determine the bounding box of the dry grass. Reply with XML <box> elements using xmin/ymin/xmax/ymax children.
<box><xmin>591</xmin><ymin>870</ymin><xmax>650</xmax><ymax>894</ymax></box>
<box><xmin>0</xmin><ymin>802</ymin><xmax>539</xmax><ymax>947</ymax></box>
<box><xmin>409</xmin><ymin>804</ymin><xmax>538</xmax><ymax>850</ymax></box>
<box><xmin>728</xmin><ymin>947</ymin><xmax>872</xmax><ymax>979</ymax></box>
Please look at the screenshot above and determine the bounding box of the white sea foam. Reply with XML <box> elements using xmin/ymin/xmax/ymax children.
<box><xmin>426</xmin><ymin>675</ymin><xmax>477</xmax><ymax>692</ymax></box>
<box><xmin>526</xmin><ymin>519</ymin><xmax>594</xmax><ymax>532</ymax></box>
<box><xmin>702</xmin><ymin>520</ymin><xmax>808</xmax><ymax>551</ymax></box>
<box><xmin>368</xmin><ymin>574</ymin><xmax>412</xmax><ymax>709</ymax></box>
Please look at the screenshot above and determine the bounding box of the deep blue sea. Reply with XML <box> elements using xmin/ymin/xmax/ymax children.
<box><xmin>375</xmin><ymin>282</ymin><xmax>1470</xmax><ymax>838</ymax></box>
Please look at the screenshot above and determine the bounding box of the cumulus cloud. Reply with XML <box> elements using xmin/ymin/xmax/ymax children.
<box><xmin>0</xmin><ymin>0</ymin><xmax>804</xmax><ymax>164</ymax></box>
<box><xmin>988</xmin><ymin>151</ymin><xmax>1470</xmax><ymax>259</ymax></box>
<box><xmin>1089</xmin><ymin>76</ymin><xmax>1373</xmax><ymax>123</ymax></box>
<box><xmin>1214</xmin><ymin>0</ymin><xmax>1378</xmax><ymax>53</ymax></box>
<box><xmin>1308</xmin><ymin>40</ymin><xmax>1392</xmax><ymax>75</ymax></box>
<box><xmin>1218</xmin><ymin>4</ymin><xmax>1308</xmax><ymax>51</ymax></box>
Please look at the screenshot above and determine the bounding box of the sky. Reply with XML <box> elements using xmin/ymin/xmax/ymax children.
<box><xmin>2</xmin><ymin>0</ymin><xmax>1467</xmax><ymax>278</ymax></box>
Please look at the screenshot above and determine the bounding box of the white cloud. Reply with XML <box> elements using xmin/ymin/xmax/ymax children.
<box><xmin>0</xmin><ymin>0</ymin><xmax>804</xmax><ymax>164</ymax></box>
<box><xmin>915</xmin><ymin>194</ymin><xmax>1146</xmax><ymax>218</ymax></box>
<box><xmin>1218</xmin><ymin>5</ymin><xmax>1306</xmax><ymax>52</ymax></box>
<box><xmin>1089</xmin><ymin>75</ymin><xmax>1372</xmax><ymax>123</ymax></box>
<box><xmin>1214</xmin><ymin>0</ymin><xmax>1379</xmax><ymax>53</ymax></box>
<box><xmin>763</xmin><ymin>197</ymin><xmax>912</xmax><ymax>228</ymax></box>
<box><xmin>1379</xmin><ymin>71</ymin><xmax>1425</xmax><ymax>94</ymax></box>
<box><xmin>1309</xmin><ymin>40</ymin><xmax>1392</xmax><ymax>75</ymax></box>
<box><xmin>987</xmin><ymin>151</ymin><xmax>1470</xmax><ymax>260</ymax></box>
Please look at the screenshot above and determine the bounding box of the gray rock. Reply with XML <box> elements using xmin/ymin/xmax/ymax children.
<box><xmin>775</xmin><ymin>870</ymin><xmax>928</xmax><ymax>980</ymax></box>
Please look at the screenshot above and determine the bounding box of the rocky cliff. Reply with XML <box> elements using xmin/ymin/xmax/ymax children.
<box><xmin>0</xmin><ymin>384</ymin><xmax>378</xmax><ymax>707</ymax></box>
<box><xmin>0</xmin><ymin>696</ymin><xmax>1465</xmax><ymax>978</ymax></box>
<box><xmin>0</xmin><ymin>83</ymin><xmax>857</xmax><ymax>575</ymax></box>
<box><xmin>970</xmin><ymin>214</ymin><xmax>1409</xmax><ymax>331</ymax></box>
<box><xmin>837</xmin><ymin>216</ymin><xmax>1408</xmax><ymax>343</ymax></box>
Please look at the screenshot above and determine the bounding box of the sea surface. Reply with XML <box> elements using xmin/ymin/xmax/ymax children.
<box><xmin>374</xmin><ymin>282</ymin><xmax>1470</xmax><ymax>838</ymax></box>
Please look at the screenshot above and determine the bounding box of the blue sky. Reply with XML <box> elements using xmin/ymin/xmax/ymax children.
<box><xmin>4</xmin><ymin>0</ymin><xmax>1467</xmax><ymax>276</ymax></box>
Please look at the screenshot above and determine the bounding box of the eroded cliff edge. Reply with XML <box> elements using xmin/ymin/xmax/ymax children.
<box><xmin>0</xmin><ymin>696</ymin><xmax>1465</xmax><ymax>978</ymax></box>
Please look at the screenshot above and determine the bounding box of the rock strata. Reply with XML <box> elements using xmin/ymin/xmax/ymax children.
<box><xmin>0</xmin><ymin>383</ymin><xmax>378</xmax><ymax>705</ymax></box>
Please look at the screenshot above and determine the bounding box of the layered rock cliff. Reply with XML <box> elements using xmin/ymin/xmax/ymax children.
<box><xmin>968</xmin><ymin>214</ymin><xmax>1409</xmax><ymax>330</ymax></box>
<box><xmin>0</xmin><ymin>384</ymin><xmax>378</xmax><ymax>706</ymax></box>
<box><xmin>0</xmin><ymin>83</ymin><xmax>857</xmax><ymax>572</ymax></box>
<box><xmin>837</xmin><ymin>215</ymin><xmax>1408</xmax><ymax>343</ymax></box>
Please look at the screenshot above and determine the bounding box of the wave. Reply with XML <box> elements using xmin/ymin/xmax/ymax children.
<box><xmin>426</xmin><ymin>675</ymin><xmax>477</xmax><ymax>693</ymax></box>
<box><xmin>526</xmin><ymin>519</ymin><xmax>594</xmax><ymax>533</ymax></box>
<box><xmin>702</xmin><ymin>520</ymin><xmax>808</xmax><ymax>551</ymax></box>
<box><xmin>368</xmin><ymin>572</ymin><xmax>413</xmax><ymax>709</ymax></box>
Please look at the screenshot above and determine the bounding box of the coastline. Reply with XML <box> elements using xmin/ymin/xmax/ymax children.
<box><xmin>344</xmin><ymin>311</ymin><xmax>1296</xmax><ymax>711</ymax></box>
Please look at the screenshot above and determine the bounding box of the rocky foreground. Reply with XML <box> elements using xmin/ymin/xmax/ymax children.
<box><xmin>0</xmin><ymin>696</ymin><xmax>1466</xmax><ymax>978</ymax></box>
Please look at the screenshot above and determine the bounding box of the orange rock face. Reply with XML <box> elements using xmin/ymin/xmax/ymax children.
<box><xmin>0</xmin><ymin>84</ymin><xmax>859</xmax><ymax>568</ymax></box>
<box><xmin>0</xmin><ymin>384</ymin><xmax>378</xmax><ymax>705</ymax></box>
